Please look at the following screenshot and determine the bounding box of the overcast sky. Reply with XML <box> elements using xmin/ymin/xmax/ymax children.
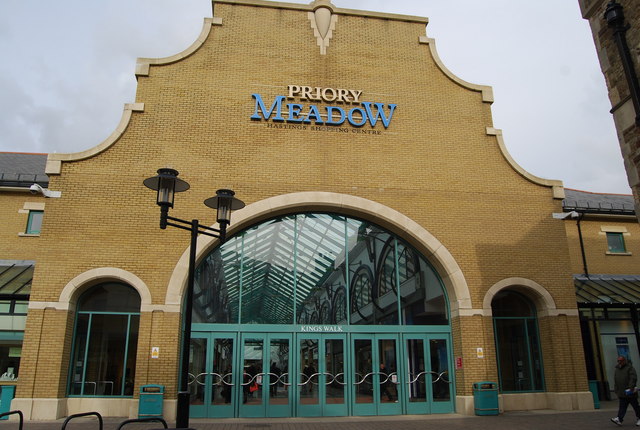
<box><xmin>0</xmin><ymin>0</ymin><xmax>631</xmax><ymax>194</ymax></box>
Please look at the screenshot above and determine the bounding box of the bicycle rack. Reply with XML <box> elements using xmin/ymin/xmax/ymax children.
<box><xmin>116</xmin><ymin>417</ymin><xmax>168</xmax><ymax>429</ymax></box>
<box><xmin>60</xmin><ymin>411</ymin><xmax>103</xmax><ymax>430</ymax></box>
<box><xmin>0</xmin><ymin>410</ymin><xmax>23</xmax><ymax>430</ymax></box>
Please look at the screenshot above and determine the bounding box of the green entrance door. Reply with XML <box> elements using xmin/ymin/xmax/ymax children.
<box><xmin>239</xmin><ymin>333</ymin><xmax>292</xmax><ymax>418</ymax></box>
<box><xmin>189</xmin><ymin>330</ymin><xmax>453</xmax><ymax>418</ymax></box>
<box><xmin>296</xmin><ymin>333</ymin><xmax>347</xmax><ymax>417</ymax></box>
<box><xmin>189</xmin><ymin>332</ymin><xmax>237</xmax><ymax>418</ymax></box>
<box><xmin>351</xmin><ymin>334</ymin><xmax>402</xmax><ymax>416</ymax></box>
<box><xmin>404</xmin><ymin>334</ymin><xmax>454</xmax><ymax>414</ymax></box>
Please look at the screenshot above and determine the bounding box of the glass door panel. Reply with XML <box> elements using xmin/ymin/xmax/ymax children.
<box><xmin>352</xmin><ymin>336</ymin><xmax>375</xmax><ymax>415</ymax></box>
<box><xmin>239</xmin><ymin>333</ymin><xmax>292</xmax><ymax>418</ymax></box>
<box><xmin>403</xmin><ymin>335</ymin><xmax>453</xmax><ymax>414</ymax></box>
<box><xmin>240</xmin><ymin>336</ymin><xmax>265</xmax><ymax>417</ymax></box>
<box><xmin>297</xmin><ymin>334</ymin><xmax>347</xmax><ymax>417</ymax></box>
<box><xmin>267</xmin><ymin>336</ymin><xmax>291</xmax><ymax>417</ymax></box>
<box><xmin>324</xmin><ymin>337</ymin><xmax>347</xmax><ymax>416</ymax></box>
<box><xmin>404</xmin><ymin>337</ymin><xmax>429</xmax><ymax>414</ymax></box>
<box><xmin>189</xmin><ymin>336</ymin><xmax>208</xmax><ymax>418</ymax></box>
<box><xmin>377</xmin><ymin>336</ymin><xmax>401</xmax><ymax>415</ymax></box>
<box><xmin>428</xmin><ymin>336</ymin><xmax>453</xmax><ymax>414</ymax></box>
<box><xmin>352</xmin><ymin>334</ymin><xmax>401</xmax><ymax>416</ymax></box>
<box><xmin>189</xmin><ymin>333</ymin><xmax>237</xmax><ymax>419</ymax></box>
<box><xmin>211</xmin><ymin>337</ymin><xmax>234</xmax><ymax>417</ymax></box>
<box><xmin>298</xmin><ymin>337</ymin><xmax>320</xmax><ymax>416</ymax></box>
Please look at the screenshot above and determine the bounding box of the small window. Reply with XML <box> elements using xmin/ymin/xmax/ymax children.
<box><xmin>26</xmin><ymin>210</ymin><xmax>43</xmax><ymax>234</ymax></box>
<box><xmin>0</xmin><ymin>300</ymin><xmax>28</xmax><ymax>315</ymax></box>
<box><xmin>13</xmin><ymin>301</ymin><xmax>28</xmax><ymax>315</ymax></box>
<box><xmin>0</xmin><ymin>301</ymin><xmax>11</xmax><ymax>313</ymax></box>
<box><xmin>606</xmin><ymin>232</ymin><xmax>626</xmax><ymax>253</ymax></box>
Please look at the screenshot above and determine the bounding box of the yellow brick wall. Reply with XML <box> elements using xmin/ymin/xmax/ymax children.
<box><xmin>452</xmin><ymin>315</ymin><xmax>500</xmax><ymax>396</ymax></box>
<box><xmin>0</xmin><ymin>192</ymin><xmax>46</xmax><ymax>259</ymax></box>
<box><xmin>14</xmin><ymin>1</ymin><xmax>587</xmax><ymax>401</ymax></box>
<box><xmin>16</xmin><ymin>308</ymin><xmax>74</xmax><ymax>398</ymax></box>
<box><xmin>133</xmin><ymin>311</ymin><xmax>182</xmax><ymax>399</ymax></box>
<box><xmin>564</xmin><ymin>216</ymin><xmax>640</xmax><ymax>275</ymax></box>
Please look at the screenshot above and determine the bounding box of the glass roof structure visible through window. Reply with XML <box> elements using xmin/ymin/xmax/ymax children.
<box><xmin>193</xmin><ymin>213</ymin><xmax>448</xmax><ymax>326</ymax></box>
<box><xmin>575</xmin><ymin>274</ymin><xmax>640</xmax><ymax>304</ymax></box>
<box><xmin>0</xmin><ymin>260</ymin><xmax>33</xmax><ymax>297</ymax></box>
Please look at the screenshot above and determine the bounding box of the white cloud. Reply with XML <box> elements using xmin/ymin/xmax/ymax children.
<box><xmin>0</xmin><ymin>0</ymin><xmax>631</xmax><ymax>194</ymax></box>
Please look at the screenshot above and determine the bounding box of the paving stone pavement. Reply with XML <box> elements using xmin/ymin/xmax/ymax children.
<box><xmin>0</xmin><ymin>402</ymin><xmax>627</xmax><ymax>430</ymax></box>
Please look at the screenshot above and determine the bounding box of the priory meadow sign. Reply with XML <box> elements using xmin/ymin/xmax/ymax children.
<box><xmin>251</xmin><ymin>85</ymin><xmax>397</xmax><ymax>134</ymax></box>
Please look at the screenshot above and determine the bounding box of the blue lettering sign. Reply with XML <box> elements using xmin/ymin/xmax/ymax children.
<box><xmin>347</xmin><ymin>107</ymin><xmax>368</xmax><ymax>127</ymax></box>
<box><xmin>287</xmin><ymin>103</ymin><xmax>304</xmax><ymax>123</ymax></box>
<box><xmin>362</xmin><ymin>102</ymin><xmax>397</xmax><ymax>128</ymax></box>
<box><xmin>325</xmin><ymin>106</ymin><xmax>346</xmax><ymax>125</ymax></box>
<box><xmin>303</xmin><ymin>105</ymin><xmax>324</xmax><ymax>124</ymax></box>
<box><xmin>251</xmin><ymin>89</ymin><xmax>396</xmax><ymax>129</ymax></box>
<box><xmin>251</xmin><ymin>94</ymin><xmax>285</xmax><ymax>122</ymax></box>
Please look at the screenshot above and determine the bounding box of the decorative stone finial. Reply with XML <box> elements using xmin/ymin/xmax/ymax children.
<box><xmin>308</xmin><ymin>1</ymin><xmax>337</xmax><ymax>55</ymax></box>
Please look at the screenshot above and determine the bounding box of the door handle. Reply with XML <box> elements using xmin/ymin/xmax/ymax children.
<box><xmin>407</xmin><ymin>370</ymin><xmax>450</xmax><ymax>384</ymax></box>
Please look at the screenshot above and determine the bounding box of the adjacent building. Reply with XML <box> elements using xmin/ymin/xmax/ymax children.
<box><xmin>579</xmin><ymin>0</ymin><xmax>640</xmax><ymax>216</ymax></box>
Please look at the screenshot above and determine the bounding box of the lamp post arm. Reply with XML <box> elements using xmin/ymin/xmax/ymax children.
<box><xmin>164</xmin><ymin>214</ymin><xmax>226</xmax><ymax>239</ymax></box>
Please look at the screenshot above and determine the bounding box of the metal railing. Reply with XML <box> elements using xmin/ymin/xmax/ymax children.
<box><xmin>116</xmin><ymin>417</ymin><xmax>168</xmax><ymax>429</ymax></box>
<box><xmin>0</xmin><ymin>410</ymin><xmax>23</xmax><ymax>429</ymax></box>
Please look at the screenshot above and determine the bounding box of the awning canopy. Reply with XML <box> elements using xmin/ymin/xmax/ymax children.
<box><xmin>575</xmin><ymin>274</ymin><xmax>640</xmax><ymax>305</ymax></box>
<box><xmin>0</xmin><ymin>260</ymin><xmax>33</xmax><ymax>298</ymax></box>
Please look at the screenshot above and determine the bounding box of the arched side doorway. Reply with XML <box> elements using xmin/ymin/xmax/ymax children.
<box><xmin>67</xmin><ymin>282</ymin><xmax>141</xmax><ymax>397</ymax></box>
<box><xmin>483</xmin><ymin>279</ymin><xmax>556</xmax><ymax>395</ymax></box>
<box><xmin>491</xmin><ymin>290</ymin><xmax>545</xmax><ymax>392</ymax></box>
<box><xmin>481</xmin><ymin>278</ymin><xmax>591</xmax><ymax>412</ymax></box>
<box><xmin>14</xmin><ymin>268</ymin><xmax>152</xmax><ymax>420</ymax></box>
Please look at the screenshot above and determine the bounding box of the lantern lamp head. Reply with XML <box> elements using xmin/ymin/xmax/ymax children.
<box><xmin>143</xmin><ymin>168</ymin><xmax>190</xmax><ymax>208</ymax></box>
<box><xmin>604</xmin><ymin>1</ymin><xmax>624</xmax><ymax>28</ymax></box>
<box><xmin>204</xmin><ymin>189</ymin><xmax>246</xmax><ymax>225</ymax></box>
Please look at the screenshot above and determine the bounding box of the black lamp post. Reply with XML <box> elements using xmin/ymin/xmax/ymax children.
<box><xmin>144</xmin><ymin>168</ymin><xmax>244</xmax><ymax>429</ymax></box>
<box><xmin>604</xmin><ymin>1</ymin><xmax>640</xmax><ymax>126</ymax></box>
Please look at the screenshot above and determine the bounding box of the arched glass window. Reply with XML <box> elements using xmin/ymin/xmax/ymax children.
<box><xmin>193</xmin><ymin>213</ymin><xmax>448</xmax><ymax>326</ymax></box>
<box><xmin>492</xmin><ymin>290</ymin><xmax>544</xmax><ymax>392</ymax></box>
<box><xmin>69</xmin><ymin>282</ymin><xmax>140</xmax><ymax>397</ymax></box>
<box><xmin>351</xmin><ymin>267</ymin><xmax>374</xmax><ymax>324</ymax></box>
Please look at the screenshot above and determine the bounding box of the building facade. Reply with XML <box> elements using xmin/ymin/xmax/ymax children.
<box><xmin>561</xmin><ymin>189</ymin><xmax>640</xmax><ymax>400</ymax></box>
<box><xmin>1</xmin><ymin>0</ymin><xmax>594</xmax><ymax>421</ymax></box>
<box><xmin>579</xmin><ymin>0</ymin><xmax>640</xmax><ymax>216</ymax></box>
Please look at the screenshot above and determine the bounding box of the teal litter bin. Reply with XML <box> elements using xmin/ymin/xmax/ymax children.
<box><xmin>139</xmin><ymin>384</ymin><xmax>164</xmax><ymax>418</ymax></box>
<box><xmin>472</xmin><ymin>381</ymin><xmax>499</xmax><ymax>416</ymax></box>
<box><xmin>588</xmin><ymin>380</ymin><xmax>600</xmax><ymax>409</ymax></box>
<box><xmin>0</xmin><ymin>385</ymin><xmax>16</xmax><ymax>419</ymax></box>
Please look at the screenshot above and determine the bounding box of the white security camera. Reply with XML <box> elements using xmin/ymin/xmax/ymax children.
<box><xmin>552</xmin><ymin>211</ymin><xmax>580</xmax><ymax>220</ymax></box>
<box><xmin>29</xmin><ymin>183</ymin><xmax>61</xmax><ymax>198</ymax></box>
<box><xmin>30</xmin><ymin>184</ymin><xmax>43</xmax><ymax>195</ymax></box>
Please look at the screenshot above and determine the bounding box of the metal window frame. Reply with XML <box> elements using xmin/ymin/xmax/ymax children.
<box><xmin>606</xmin><ymin>232</ymin><xmax>627</xmax><ymax>253</ymax></box>
<box><xmin>68</xmin><ymin>310</ymin><xmax>140</xmax><ymax>398</ymax></box>
<box><xmin>198</xmin><ymin>212</ymin><xmax>450</xmax><ymax>328</ymax></box>
<box><xmin>493</xmin><ymin>315</ymin><xmax>546</xmax><ymax>393</ymax></box>
<box><xmin>26</xmin><ymin>210</ymin><xmax>43</xmax><ymax>235</ymax></box>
